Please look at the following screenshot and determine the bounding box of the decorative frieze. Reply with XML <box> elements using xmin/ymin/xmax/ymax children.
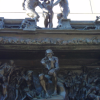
<box><xmin>0</xmin><ymin>37</ymin><xmax>99</xmax><ymax>45</ymax></box>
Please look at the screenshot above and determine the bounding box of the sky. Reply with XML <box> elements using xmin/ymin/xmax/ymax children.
<box><xmin>0</xmin><ymin>0</ymin><xmax>100</xmax><ymax>27</ymax></box>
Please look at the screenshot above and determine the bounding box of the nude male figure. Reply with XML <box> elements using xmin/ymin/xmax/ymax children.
<box><xmin>53</xmin><ymin>0</ymin><xmax>70</xmax><ymax>26</ymax></box>
<box><xmin>41</xmin><ymin>0</ymin><xmax>54</xmax><ymax>28</ymax></box>
<box><xmin>39</xmin><ymin>49</ymin><xmax>59</xmax><ymax>98</ymax></box>
<box><xmin>0</xmin><ymin>60</ymin><xmax>15</xmax><ymax>100</ymax></box>
<box><xmin>22</xmin><ymin>0</ymin><xmax>44</xmax><ymax>22</ymax></box>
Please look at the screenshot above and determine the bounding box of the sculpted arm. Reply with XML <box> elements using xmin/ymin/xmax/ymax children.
<box><xmin>22</xmin><ymin>0</ymin><xmax>26</xmax><ymax>10</ymax></box>
<box><xmin>38</xmin><ymin>2</ymin><xmax>49</xmax><ymax>13</ymax></box>
<box><xmin>50</xmin><ymin>0</ymin><xmax>54</xmax><ymax>5</ymax></box>
<box><xmin>8</xmin><ymin>67</ymin><xmax>15</xmax><ymax>83</ymax></box>
<box><xmin>54</xmin><ymin>57</ymin><xmax>59</xmax><ymax>71</ymax></box>
<box><xmin>38</xmin><ymin>2</ymin><xmax>44</xmax><ymax>9</ymax></box>
<box><xmin>41</xmin><ymin>58</ymin><xmax>49</xmax><ymax>69</ymax></box>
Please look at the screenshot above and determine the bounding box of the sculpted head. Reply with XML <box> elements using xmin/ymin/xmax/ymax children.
<box><xmin>9</xmin><ymin>60</ymin><xmax>14</xmax><ymax>66</ymax></box>
<box><xmin>45</xmin><ymin>49</ymin><xmax>53</xmax><ymax>58</ymax></box>
<box><xmin>27</xmin><ymin>70</ymin><xmax>33</xmax><ymax>77</ymax></box>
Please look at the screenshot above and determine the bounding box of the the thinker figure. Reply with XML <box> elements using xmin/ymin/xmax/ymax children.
<box><xmin>39</xmin><ymin>49</ymin><xmax>59</xmax><ymax>98</ymax></box>
<box><xmin>22</xmin><ymin>0</ymin><xmax>44</xmax><ymax>23</ymax></box>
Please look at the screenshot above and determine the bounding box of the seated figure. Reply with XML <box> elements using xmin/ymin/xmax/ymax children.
<box><xmin>39</xmin><ymin>49</ymin><xmax>59</xmax><ymax>98</ymax></box>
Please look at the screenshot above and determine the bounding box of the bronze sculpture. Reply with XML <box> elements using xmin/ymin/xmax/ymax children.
<box><xmin>15</xmin><ymin>71</ymin><xmax>22</xmax><ymax>100</ymax></box>
<box><xmin>86</xmin><ymin>86</ymin><xmax>100</xmax><ymax>100</ymax></box>
<box><xmin>53</xmin><ymin>0</ymin><xmax>70</xmax><ymax>27</ymax></box>
<box><xmin>41</xmin><ymin>0</ymin><xmax>54</xmax><ymax>28</ymax></box>
<box><xmin>23</xmin><ymin>70</ymin><xmax>35</xmax><ymax>100</ymax></box>
<box><xmin>0</xmin><ymin>60</ymin><xmax>15</xmax><ymax>100</ymax></box>
<box><xmin>22</xmin><ymin>0</ymin><xmax>54</xmax><ymax>28</ymax></box>
<box><xmin>22</xmin><ymin>0</ymin><xmax>44</xmax><ymax>23</ymax></box>
<box><xmin>0</xmin><ymin>60</ymin><xmax>15</xmax><ymax>83</ymax></box>
<box><xmin>53</xmin><ymin>0</ymin><xmax>69</xmax><ymax>18</ymax></box>
<box><xmin>0</xmin><ymin>60</ymin><xmax>100</xmax><ymax>99</ymax></box>
<box><xmin>39</xmin><ymin>49</ymin><xmax>59</xmax><ymax>98</ymax></box>
<box><xmin>2</xmin><ymin>76</ymin><xmax>8</xmax><ymax>100</ymax></box>
<box><xmin>22</xmin><ymin>0</ymin><xmax>70</xmax><ymax>28</ymax></box>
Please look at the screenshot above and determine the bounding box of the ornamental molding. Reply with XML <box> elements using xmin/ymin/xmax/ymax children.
<box><xmin>0</xmin><ymin>37</ymin><xmax>99</xmax><ymax>45</ymax></box>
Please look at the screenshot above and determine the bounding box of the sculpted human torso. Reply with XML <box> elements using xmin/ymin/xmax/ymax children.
<box><xmin>39</xmin><ymin>49</ymin><xmax>59</xmax><ymax>98</ymax></box>
<box><xmin>42</xmin><ymin>1</ymin><xmax>52</xmax><ymax>11</ymax></box>
<box><xmin>41</xmin><ymin>56</ymin><xmax>57</xmax><ymax>70</ymax></box>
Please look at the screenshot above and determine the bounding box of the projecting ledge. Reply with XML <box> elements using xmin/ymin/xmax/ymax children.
<box><xmin>1</xmin><ymin>28</ymin><xmax>100</xmax><ymax>34</ymax></box>
<box><xmin>0</xmin><ymin>45</ymin><xmax>100</xmax><ymax>51</ymax></box>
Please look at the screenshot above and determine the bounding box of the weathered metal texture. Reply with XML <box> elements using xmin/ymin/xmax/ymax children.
<box><xmin>0</xmin><ymin>60</ymin><xmax>100</xmax><ymax>100</ymax></box>
<box><xmin>0</xmin><ymin>21</ymin><xmax>100</xmax><ymax>68</ymax></box>
<box><xmin>0</xmin><ymin>29</ymin><xmax>100</xmax><ymax>51</ymax></box>
<box><xmin>20</xmin><ymin>18</ymin><xmax>37</xmax><ymax>30</ymax></box>
<box><xmin>1</xmin><ymin>18</ymin><xmax>100</xmax><ymax>100</ymax></box>
<box><xmin>0</xmin><ymin>18</ymin><xmax>97</xmax><ymax>29</ymax></box>
<box><xmin>57</xmin><ymin>19</ymin><xmax>72</xmax><ymax>29</ymax></box>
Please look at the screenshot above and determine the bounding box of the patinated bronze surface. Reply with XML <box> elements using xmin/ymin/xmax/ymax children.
<box><xmin>22</xmin><ymin>0</ymin><xmax>55</xmax><ymax>28</ymax></box>
<box><xmin>22</xmin><ymin>0</ymin><xmax>43</xmax><ymax>23</ymax></box>
<box><xmin>22</xmin><ymin>0</ymin><xmax>70</xmax><ymax>28</ymax></box>
<box><xmin>53</xmin><ymin>0</ymin><xmax>70</xmax><ymax>27</ymax></box>
<box><xmin>0</xmin><ymin>59</ymin><xmax>100</xmax><ymax>100</ymax></box>
<box><xmin>41</xmin><ymin>0</ymin><xmax>54</xmax><ymax>28</ymax></box>
<box><xmin>0</xmin><ymin>18</ymin><xmax>100</xmax><ymax>100</ymax></box>
<box><xmin>39</xmin><ymin>49</ymin><xmax>59</xmax><ymax>98</ymax></box>
<box><xmin>20</xmin><ymin>19</ymin><xmax>37</xmax><ymax>30</ymax></box>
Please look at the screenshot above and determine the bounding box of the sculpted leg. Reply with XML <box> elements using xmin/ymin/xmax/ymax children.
<box><xmin>52</xmin><ymin>72</ymin><xmax>57</xmax><ymax>95</ymax></box>
<box><xmin>26</xmin><ymin>9</ymin><xmax>40</xmax><ymax>22</ymax></box>
<box><xmin>62</xmin><ymin>5</ymin><xmax>69</xmax><ymax>19</ymax></box>
<box><xmin>2</xmin><ymin>84</ymin><xmax>8</xmax><ymax>100</ymax></box>
<box><xmin>15</xmin><ymin>88</ymin><xmax>18</xmax><ymax>100</ymax></box>
<box><xmin>57</xmin><ymin>13</ymin><xmax>63</xmax><ymax>27</ymax></box>
<box><xmin>59</xmin><ymin>0</ymin><xmax>70</xmax><ymax>19</ymax></box>
<box><xmin>49</xmin><ymin>12</ymin><xmax>53</xmax><ymax>28</ymax></box>
<box><xmin>44</xmin><ymin>13</ymin><xmax>49</xmax><ymax>28</ymax></box>
<box><xmin>31</xmin><ymin>9</ymin><xmax>40</xmax><ymax>22</ymax></box>
<box><xmin>3</xmin><ymin>94</ymin><xmax>7</xmax><ymax>100</ymax></box>
<box><xmin>39</xmin><ymin>74</ymin><xmax>50</xmax><ymax>98</ymax></box>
